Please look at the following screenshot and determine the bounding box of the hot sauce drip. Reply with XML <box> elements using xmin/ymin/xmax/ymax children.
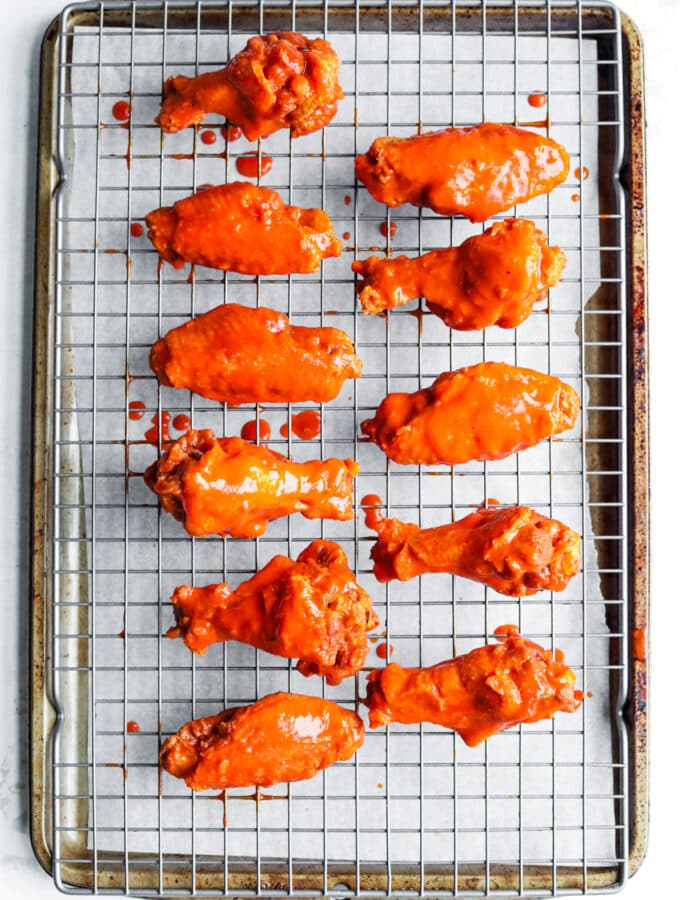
<box><xmin>127</xmin><ymin>721</ymin><xmax>140</xmax><ymax>733</ymax></box>
<box><xmin>376</xmin><ymin>642</ymin><xmax>393</xmax><ymax>659</ymax></box>
<box><xmin>241</xmin><ymin>419</ymin><xmax>271</xmax><ymax>442</ymax></box>
<box><xmin>167</xmin><ymin>539</ymin><xmax>379</xmax><ymax>683</ymax></box>
<box><xmin>236</xmin><ymin>152</ymin><xmax>273</xmax><ymax>178</ymax></box>
<box><xmin>379</xmin><ymin>221</ymin><xmax>397</xmax><ymax>239</ymax></box>
<box><xmin>353</xmin><ymin>218</ymin><xmax>565</xmax><ymax>330</ymax></box>
<box><xmin>145</xmin><ymin>411</ymin><xmax>172</xmax><ymax>445</ymax></box>
<box><xmin>365</xmin><ymin>626</ymin><xmax>583</xmax><ymax>746</ymax></box>
<box><xmin>528</xmin><ymin>92</ymin><xmax>547</xmax><ymax>108</ymax></box>
<box><xmin>128</xmin><ymin>400</ymin><xmax>145</xmax><ymax>420</ymax></box>
<box><xmin>172</xmin><ymin>414</ymin><xmax>192</xmax><ymax>432</ymax></box>
<box><xmin>130</xmin><ymin>222</ymin><xmax>144</xmax><ymax>237</ymax></box>
<box><xmin>200</xmin><ymin>129</ymin><xmax>217</xmax><ymax>145</ymax></box>
<box><xmin>112</xmin><ymin>100</ymin><xmax>131</xmax><ymax>122</ymax></box>
<box><xmin>574</xmin><ymin>166</ymin><xmax>589</xmax><ymax>181</ymax></box>
<box><xmin>360</xmin><ymin>494</ymin><xmax>384</xmax><ymax>531</ymax></box>
<box><xmin>221</xmin><ymin>125</ymin><xmax>242</xmax><ymax>141</ymax></box>
<box><xmin>160</xmin><ymin>693</ymin><xmax>364</xmax><ymax>790</ymax></box>
<box><xmin>280</xmin><ymin>410</ymin><xmax>322</xmax><ymax>440</ymax></box>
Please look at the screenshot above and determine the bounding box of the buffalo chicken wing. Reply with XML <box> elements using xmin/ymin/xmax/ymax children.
<box><xmin>161</xmin><ymin>692</ymin><xmax>364</xmax><ymax>790</ymax></box>
<box><xmin>366</xmin><ymin>626</ymin><xmax>582</xmax><ymax>746</ymax></box>
<box><xmin>169</xmin><ymin>540</ymin><xmax>379</xmax><ymax>684</ymax></box>
<box><xmin>352</xmin><ymin>218</ymin><xmax>566</xmax><ymax>330</ymax></box>
<box><xmin>144</xmin><ymin>429</ymin><xmax>358</xmax><ymax>538</ymax></box>
<box><xmin>366</xmin><ymin>506</ymin><xmax>580</xmax><ymax>596</ymax></box>
<box><xmin>356</xmin><ymin>123</ymin><xmax>570</xmax><ymax>221</ymax></box>
<box><xmin>361</xmin><ymin>361</ymin><xmax>579</xmax><ymax>466</ymax></box>
<box><xmin>156</xmin><ymin>32</ymin><xmax>343</xmax><ymax>140</ymax></box>
<box><xmin>150</xmin><ymin>303</ymin><xmax>361</xmax><ymax>405</ymax></box>
<box><xmin>146</xmin><ymin>182</ymin><xmax>342</xmax><ymax>274</ymax></box>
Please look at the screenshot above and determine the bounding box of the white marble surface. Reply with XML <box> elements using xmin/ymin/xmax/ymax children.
<box><xmin>0</xmin><ymin>1</ymin><xmax>675</xmax><ymax>896</ymax></box>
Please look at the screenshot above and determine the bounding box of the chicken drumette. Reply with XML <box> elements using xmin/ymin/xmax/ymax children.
<box><xmin>169</xmin><ymin>540</ymin><xmax>379</xmax><ymax>684</ymax></box>
<box><xmin>361</xmin><ymin>361</ymin><xmax>579</xmax><ymax>466</ymax></box>
<box><xmin>150</xmin><ymin>303</ymin><xmax>361</xmax><ymax>405</ymax></box>
<box><xmin>161</xmin><ymin>693</ymin><xmax>364</xmax><ymax>790</ymax></box>
<box><xmin>156</xmin><ymin>32</ymin><xmax>343</xmax><ymax>140</ymax></box>
<box><xmin>365</xmin><ymin>505</ymin><xmax>580</xmax><ymax>596</ymax></box>
<box><xmin>352</xmin><ymin>219</ymin><xmax>566</xmax><ymax>330</ymax></box>
<box><xmin>356</xmin><ymin>123</ymin><xmax>570</xmax><ymax>221</ymax></box>
<box><xmin>144</xmin><ymin>429</ymin><xmax>358</xmax><ymax>538</ymax></box>
<box><xmin>366</xmin><ymin>626</ymin><xmax>582</xmax><ymax>746</ymax></box>
<box><xmin>145</xmin><ymin>182</ymin><xmax>342</xmax><ymax>274</ymax></box>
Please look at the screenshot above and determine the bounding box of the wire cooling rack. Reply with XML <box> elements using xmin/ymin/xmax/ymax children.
<box><xmin>32</xmin><ymin>0</ymin><xmax>642</xmax><ymax>896</ymax></box>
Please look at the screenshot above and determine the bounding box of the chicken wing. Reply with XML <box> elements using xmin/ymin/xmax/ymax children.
<box><xmin>168</xmin><ymin>540</ymin><xmax>379</xmax><ymax>683</ymax></box>
<box><xmin>150</xmin><ymin>303</ymin><xmax>361</xmax><ymax>405</ymax></box>
<box><xmin>365</xmin><ymin>625</ymin><xmax>582</xmax><ymax>746</ymax></box>
<box><xmin>161</xmin><ymin>692</ymin><xmax>364</xmax><ymax>790</ymax></box>
<box><xmin>352</xmin><ymin>218</ymin><xmax>566</xmax><ymax>330</ymax></box>
<box><xmin>156</xmin><ymin>32</ymin><xmax>343</xmax><ymax>140</ymax></box>
<box><xmin>356</xmin><ymin>123</ymin><xmax>570</xmax><ymax>221</ymax></box>
<box><xmin>145</xmin><ymin>182</ymin><xmax>342</xmax><ymax>274</ymax></box>
<box><xmin>361</xmin><ymin>361</ymin><xmax>579</xmax><ymax>466</ymax></box>
<box><xmin>366</xmin><ymin>506</ymin><xmax>580</xmax><ymax>596</ymax></box>
<box><xmin>144</xmin><ymin>429</ymin><xmax>358</xmax><ymax>538</ymax></box>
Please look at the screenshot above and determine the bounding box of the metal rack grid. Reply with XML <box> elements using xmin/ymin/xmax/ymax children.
<box><xmin>46</xmin><ymin>0</ymin><xmax>630</xmax><ymax>895</ymax></box>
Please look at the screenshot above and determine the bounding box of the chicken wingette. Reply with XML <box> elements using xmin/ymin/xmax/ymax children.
<box><xmin>352</xmin><ymin>218</ymin><xmax>566</xmax><ymax>330</ymax></box>
<box><xmin>168</xmin><ymin>540</ymin><xmax>379</xmax><ymax>684</ymax></box>
<box><xmin>144</xmin><ymin>429</ymin><xmax>358</xmax><ymax>538</ymax></box>
<box><xmin>156</xmin><ymin>32</ymin><xmax>343</xmax><ymax>140</ymax></box>
<box><xmin>161</xmin><ymin>693</ymin><xmax>364</xmax><ymax>790</ymax></box>
<box><xmin>150</xmin><ymin>304</ymin><xmax>361</xmax><ymax>405</ymax></box>
<box><xmin>356</xmin><ymin>123</ymin><xmax>570</xmax><ymax>221</ymax></box>
<box><xmin>366</xmin><ymin>506</ymin><xmax>580</xmax><ymax>596</ymax></box>
<box><xmin>361</xmin><ymin>361</ymin><xmax>579</xmax><ymax>466</ymax></box>
<box><xmin>145</xmin><ymin>182</ymin><xmax>342</xmax><ymax>274</ymax></box>
<box><xmin>365</xmin><ymin>626</ymin><xmax>583</xmax><ymax>746</ymax></box>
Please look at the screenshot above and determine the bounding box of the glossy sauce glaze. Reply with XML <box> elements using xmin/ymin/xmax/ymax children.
<box><xmin>353</xmin><ymin>218</ymin><xmax>565</xmax><ymax>330</ymax></box>
<box><xmin>168</xmin><ymin>539</ymin><xmax>378</xmax><ymax>683</ymax></box>
<box><xmin>361</xmin><ymin>361</ymin><xmax>580</xmax><ymax>466</ymax></box>
<box><xmin>144</xmin><ymin>429</ymin><xmax>359</xmax><ymax>538</ymax></box>
<box><xmin>150</xmin><ymin>304</ymin><xmax>361</xmax><ymax>405</ymax></box>
<box><xmin>145</xmin><ymin>182</ymin><xmax>343</xmax><ymax>274</ymax></box>
<box><xmin>236</xmin><ymin>152</ymin><xmax>273</xmax><ymax>178</ymax></box>
<box><xmin>156</xmin><ymin>32</ymin><xmax>344</xmax><ymax>140</ymax></box>
<box><xmin>241</xmin><ymin>418</ymin><xmax>271</xmax><ymax>442</ymax></box>
<box><xmin>365</xmin><ymin>625</ymin><xmax>583</xmax><ymax>746</ymax></box>
<box><xmin>356</xmin><ymin>122</ymin><xmax>570</xmax><ymax>221</ymax></box>
<box><xmin>160</xmin><ymin>692</ymin><xmax>364</xmax><ymax>789</ymax></box>
<box><xmin>367</xmin><ymin>506</ymin><xmax>581</xmax><ymax>596</ymax></box>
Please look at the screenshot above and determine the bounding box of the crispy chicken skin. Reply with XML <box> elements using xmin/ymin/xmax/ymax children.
<box><xmin>168</xmin><ymin>540</ymin><xmax>379</xmax><ymax>684</ymax></box>
<box><xmin>366</xmin><ymin>506</ymin><xmax>580</xmax><ymax>596</ymax></box>
<box><xmin>161</xmin><ymin>693</ymin><xmax>364</xmax><ymax>790</ymax></box>
<box><xmin>145</xmin><ymin>182</ymin><xmax>342</xmax><ymax>274</ymax></box>
<box><xmin>144</xmin><ymin>429</ymin><xmax>358</xmax><ymax>538</ymax></box>
<box><xmin>365</xmin><ymin>626</ymin><xmax>583</xmax><ymax>746</ymax></box>
<box><xmin>361</xmin><ymin>361</ymin><xmax>579</xmax><ymax>466</ymax></box>
<box><xmin>156</xmin><ymin>32</ymin><xmax>343</xmax><ymax>140</ymax></box>
<box><xmin>150</xmin><ymin>304</ymin><xmax>362</xmax><ymax>406</ymax></box>
<box><xmin>352</xmin><ymin>219</ymin><xmax>566</xmax><ymax>330</ymax></box>
<box><xmin>356</xmin><ymin>123</ymin><xmax>570</xmax><ymax>221</ymax></box>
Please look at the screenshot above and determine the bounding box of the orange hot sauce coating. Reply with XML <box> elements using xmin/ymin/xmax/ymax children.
<box><xmin>150</xmin><ymin>304</ymin><xmax>361</xmax><ymax>406</ymax></box>
<box><xmin>361</xmin><ymin>361</ymin><xmax>580</xmax><ymax>466</ymax></box>
<box><xmin>161</xmin><ymin>692</ymin><xmax>364</xmax><ymax>790</ymax></box>
<box><xmin>356</xmin><ymin>123</ymin><xmax>570</xmax><ymax>222</ymax></box>
<box><xmin>168</xmin><ymin>540</ymin><xmax>379</xmax><ymax>684</ymax></box>
<box><xmin>368</xmin><ymin>506</ymin><xmax>580</xmax><ymax>596</ymax></box>
<box><xmin>365</xmin><ymin>626</ymin><xmax>583</xmax><ymax>746</ymax></box>
<box><xmin>144</xmin><ymin>429</ymin><xmax>359</xmax><ymax>538</ymax></box>
<box><xmin>352</xmin><ymin>218</ymin><xmax>566</xmax><ymax>330</ymax></box>
<box><xmin>156</xmin><ymin>32</ymin><xmax>343</xmax><ymax>140</ymax></box>
<box><xmin>145</xmin><ymin>182</ymin><xmax>342</xmax><ymax>274</ymax></box>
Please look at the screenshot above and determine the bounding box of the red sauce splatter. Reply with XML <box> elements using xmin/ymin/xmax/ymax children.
<box><xmin>632</xmin><ymin>628</ymin><xmax>646</xmax><ymax>661</ymax></box>
<box><xmin>376</xmin><ymin>642</ymin><xmax>394</xmax><ymax>659</ymax></box>
<box><xmin>574</xmin><ymin>166</ymin><xmax>590</xmax><ymax>181</ymax></box>
<box><xmin>377</xmin><ymin>783</ymin><xmax>384</xmax><ymax>789</ymax></box>
<box><xmin>343</xmin><ymin>232</ymin><xmax>351</xmax><ymax>241</ymax></box>
<box><xmin>221</xmin><ymin>126</ymin><xmax>242</xmax><ymax>142</ymax></box>
<box><xmin>379</xmin><ymin>221</ymin><xmax>397</xmax><ymax>239</ymax></box>
<box><xmin>289</xmin><ymin>410</ymin><xmax>321</xmax><ymax>440</ymax></box>
<box><xmin>171</xmin><ymin>153</ymin><xmax>194</xmax><ymax>160</ymax></box>
<box><xmin>126</xmin><ymin>721</ymin><xmax>140</xmax><ymax>733</ymax></box>
<box><xmin>145</xmin><ymin>411</ymin><xmax>171</xmax><ymax>445</ymax></box>
<box><xmin>201</xmin><ymin>129</ymin><xmax>217</xmax><ymax>145</ymax></box>
<box><xmin>571</xmin><ymin>193</ymin><xmax>580</xmax><ymax>202</ymax></box>
<box><xmin>344</xmin><ymin>195</ymin><xmax>352</xmax><ymax>205</ymax></box>
<box><xmin>173</xmin><ymin>414</ymin><xmax>191</xmax><ymax>432</ymax></box>
<box><xmin>361</xmin><ymin>494</ymin><xmax>384</xmax><ymax>531</ymax></box>
<box><xmin>118</xmin><ymin>629</ymin><xmax>125</xmax><ymax>639</ymax></box>
<box><xmin>128</xmin><ymin>400</ymin><xmax>145</xmax><ymax>420</ymax></box>
<box><xmin>241</xmin><ymin>419</ymin><xmax>271</xmax><ymax>442</ymax></box>
<box><xmin>130</xmin><ymin>222</ymin><xmax>144</xmax><ymax>238</ymax></box>
<box><xmin>528</xmin><ymin>92</ymin><xmax>547</xmax><ymax>108</ymax></box>
<box><xmin>112</xmin><ymin>100</ymin><xmax>131</xmax><ymax>121</ymax></box>
<box><xmin>236</xmin><ymin>153</ymin><xmax>273</xmax><ymax>178</ymax></box>
<box><xmin>586</xmin><ymin>691</ymin><xmax>593</xmax><ymax>699</ymax></box>
<box><xmin>487</xmin><ymin>497</ymin><xmax>500</xmax><ymax>505</ymax></box>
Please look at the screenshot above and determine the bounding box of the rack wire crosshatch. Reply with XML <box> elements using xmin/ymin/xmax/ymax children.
<box><xmin>30</xmin><ymin>0</ymin><xmax>648</xmax><ymax>896</ymax></box>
